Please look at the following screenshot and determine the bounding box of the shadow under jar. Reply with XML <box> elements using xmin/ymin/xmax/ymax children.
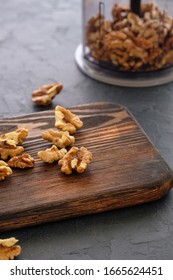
<box><xmin>78</xmin><ymin>0</ymin><xmax>173</xmax><ymax>86</ymax></box>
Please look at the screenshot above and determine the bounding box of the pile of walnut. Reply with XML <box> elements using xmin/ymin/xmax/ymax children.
<box><xmin>86</xmin><ymin>2</ymin><xmax>173</xmax><ymax>71</ymax></box>
<box><xmin>38</xmin><ymin>106</ymin><xmax>92</xmax><ymax>175</ymax></box>
<box><xmin>0</xmin><ymin>237</ymin><xmax>21</xmax><ymax>260</ymax></box>
<box><xmin>0</xmin><ymin>128</ymin><xmax>35</xmax><ymax>182</ymax></box>
<box><xmin>0</xmin><ymin>107</ymin><xmax>92</xmax><ymax>181</ymax></box>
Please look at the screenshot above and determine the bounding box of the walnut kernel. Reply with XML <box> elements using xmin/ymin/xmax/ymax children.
<box><xmin>38</xmin><ymin>145</ymin><xmax>67</xmax><ymax>163</ymax></box>
<box><xmin>0</xmin><ymin>145</ymin><xmax>24</xmax><ymax>160</ymax></box>
<box><xmin>8</xmin><ymin>153</ymin><xmax>35</xmax><ymax>169</ymax></box>
<box><xmin>0</xmin><ymin>160</ymin><xmax>13</xmax><ymax>181</ymax></box>
<box><xmin>42</xmin><ymin>129</ymin><xmax>75</xmax><ymax>148</ymax></box>
<box><xmin>0</xmin><ymin>128</ymin><xmax>28</xmax><ymax>145</ymax></box>
<box><xmin>58</xmin><ymin>146</ymin><xmax>92</xmax><ymax>175</ymax></box>
<box><xmin>32</xmin><ymin>83</ymin><xmax>63</xmax><ymax>105</ymax></box>
<box><xmin>0</xmin><ymin>237</ymin><xmax>21</xmax><ymax>260</ymax></box>
<box><xmin>55</xmin><ymin>106</ymin><xmax>83</xmax><ymax>134</ymax></box>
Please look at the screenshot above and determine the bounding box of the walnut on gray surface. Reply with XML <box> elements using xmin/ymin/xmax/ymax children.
<box><xmin>0</xmin><ymin>237</ymin><xmax>21</xmax><ymax>260</ymax></box>
<box><xmin>32</xmin><ymin>83</ymin><xmax>63</xmax><ymax>105</ymax></box>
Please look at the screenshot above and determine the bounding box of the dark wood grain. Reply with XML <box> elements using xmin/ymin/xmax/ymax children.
<box><xmin>0</xmin><ymin>102</ymin><xmax>173</xmax><ymax>232</ymax></box>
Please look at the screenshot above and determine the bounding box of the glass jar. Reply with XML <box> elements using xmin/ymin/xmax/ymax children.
<box><xmin>75</xmin><ymin>0</ymin><xmax>173</xmax><ymax>87</ymax></box>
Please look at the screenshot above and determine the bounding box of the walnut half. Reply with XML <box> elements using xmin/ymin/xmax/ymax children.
<box><xmin>42</xmin><ymin>129</ymin><xmax>75</xmax><ymax>148</ymax></box>
<box><xmin>0</xmin><ymin>160</ymin><xmax>13</xmax><ymax>181</ymax></box>
<box><xmin>8</xmin><ymin>153</ymin><xmax>35</xmax><ymax>169</ymax></box>
<box><xmin>0</xmin><ymin>128</ymin><xmax>28</xmax><ymax>146</ymax></box>
<box><xmin>55</xmin><ymin>106</ymin><xmax>83</xmax><ymax>134</ymax></box>
<box><xmin>32</xmin><ymin>82</ymin><xmax>63</xmax><ymax>105</ymax></box>
<box><xmin>0</xmin><ymin>144</ymin><xmax>24</xmax><ymax>160</ymax></box>
<box><xmin>58</xmin><ymin>146</ymin><xmax>92</xmax><ymax>174</ymax></box>
<box><xmin>38</xmin><ymin>145</ymin><xmax>67</xmax><ymax>163</ymax></box>
<box><xmin>0</xmin><ymin>128</ymin><xmax>28</xmax><ymax>160</ymax></box>
<box><xmin>0</xmin><ymin>237</ymin><xmax>21</xmax><ymax>260</ymax></box>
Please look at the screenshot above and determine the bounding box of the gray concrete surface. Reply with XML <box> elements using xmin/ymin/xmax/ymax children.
<box><xmin>0</xmin><ymin>0</ymin><xmax>173</xmax><ymax>259</ymax></box>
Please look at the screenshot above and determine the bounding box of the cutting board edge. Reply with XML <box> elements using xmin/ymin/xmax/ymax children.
<box><xmin>0</xmin><ymin>175</ymin><xmax>172</xmax><ymax>232</ymax></box>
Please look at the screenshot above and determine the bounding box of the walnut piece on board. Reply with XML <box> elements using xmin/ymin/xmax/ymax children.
<box><xmin>58</xmin><ymin>146</ymin><xmax>92</xmax><ymax>174</ymax></box>
<box><xmin>0</xmin><ymin>160</ymin><xmax>13</xmax><ymax>182</ymax></box>
<box><xmin>55</xmin><ymin>106</ymin><xmax>83</xmax><ymax>134</ymax></box>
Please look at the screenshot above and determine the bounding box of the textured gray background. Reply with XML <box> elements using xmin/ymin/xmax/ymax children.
<box><xmin>0</xmin><ymin>0</ymin><xmax>173</xmax><ymax>259</ymax></box>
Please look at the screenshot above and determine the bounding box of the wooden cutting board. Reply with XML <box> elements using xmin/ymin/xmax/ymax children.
<box><xmin>0</xmin><ymin>102</ymin><xmax>173</xmax><ymax>232</ymax></box>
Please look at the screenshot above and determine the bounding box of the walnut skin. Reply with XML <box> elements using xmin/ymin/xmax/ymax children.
<box><xmin>8</xmin><ymin>153</ymin><xmax>35</xmax><ymax>169</ymax></box>
<box><xmin>38</xmin><ymin>145</ymin><xmax>67</xmax><ymax>163</ymax></box>
<box><xmin>42</xmin><ymin>129</ymin><xmax>75</xmax><ymax>148</ymax></box>
<box><xmin>0</xmin><ymin>128</ymin><xmax>28</xmax><ymax>146</ymax></box>
<box><xmin>55</xmin><ymin>106</ymin><xmax>83</xmax><ymax>134</ymax></box>
<box><xmin>58</xmin><ymin>146</ymin><xmax>92</xmax><ymax>175</ymax></box>
<box><xmin>0</xmin><ymin>237</ymin><xmax>21</xmax><ymax>260</ymax></box>
<box><xmin>32</xmin><ymin>82</ymin><xmax>63</xmax><ymax>105</ymax></box>
<box><xmin>0</xmin><ymin>160</ymin><xmax>13</xmax><ymax>181</ymax></box>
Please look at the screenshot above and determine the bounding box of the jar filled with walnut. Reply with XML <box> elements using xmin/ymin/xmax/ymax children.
<box><xmin>82</xmin><ymin>0</ymin><xmax>173</xmax><ymax>73</ymax></box>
